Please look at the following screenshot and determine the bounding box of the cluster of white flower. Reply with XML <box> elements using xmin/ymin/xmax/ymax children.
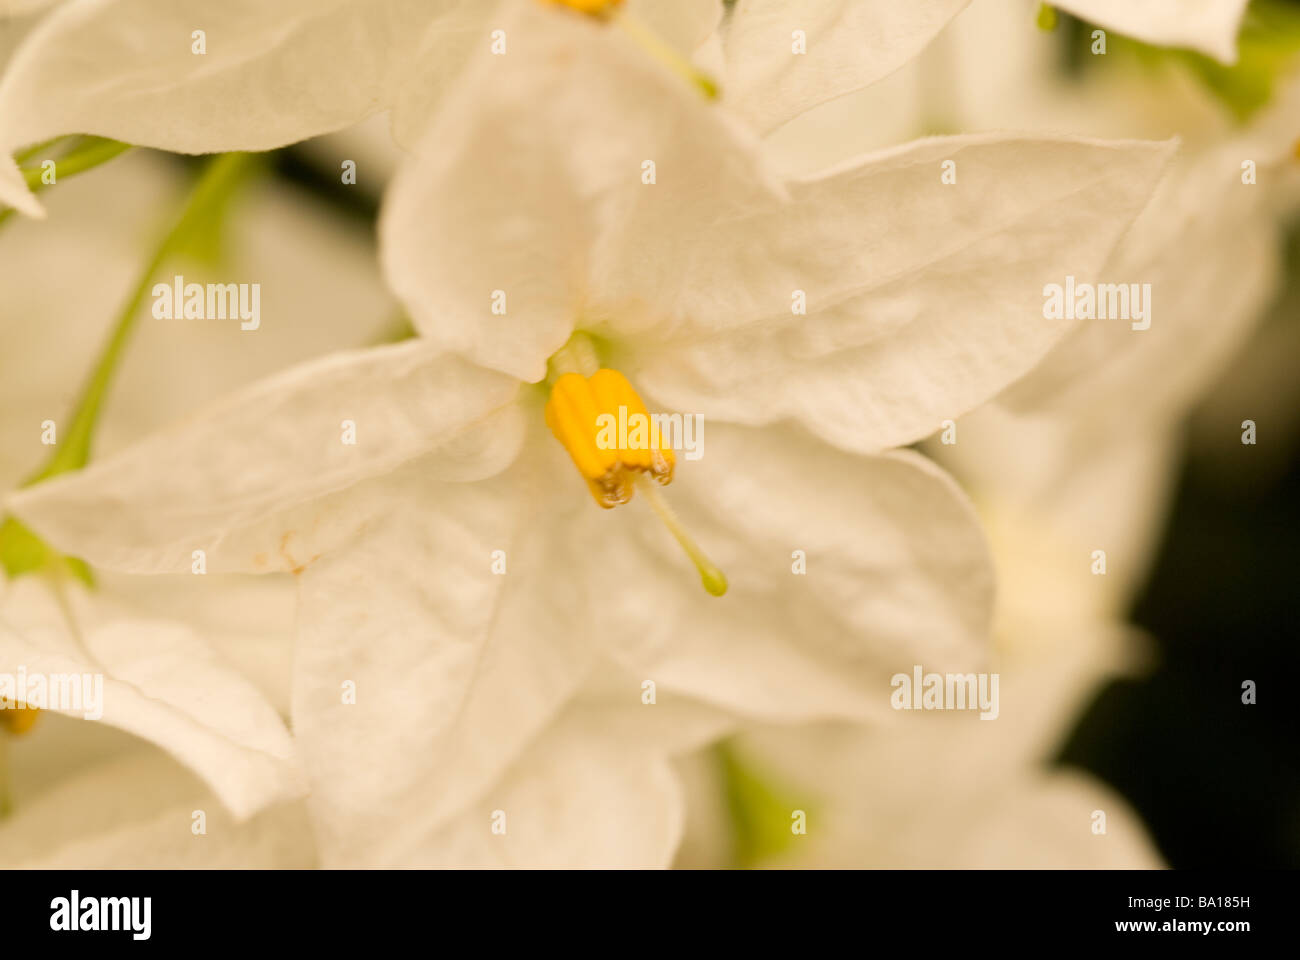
<box><xmin>0</xmin><ymin>0</ymin><xmax>1295</xmax><ymax>869</ymax></box>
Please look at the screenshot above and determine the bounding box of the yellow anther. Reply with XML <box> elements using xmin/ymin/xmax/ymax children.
<box><xmin>1</xmin><ymin>702</ymin><xmax>38</xmax><ymax>735</ymax></box>
<box><xmin>542</xmin><ymin>0</ymin><xmax>624</xmax><ymax>17</ymax></box>
<box><xmin>545</xmin><ymin>368</ymin><xmax>674</xmax><ymax>508</ymax></box>
<box><xmin>544</xmin><ymin>364</ymin><xmax>724</xmax><ymax>595</ymax></box>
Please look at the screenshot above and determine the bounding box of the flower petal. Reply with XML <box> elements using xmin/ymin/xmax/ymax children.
<box><xmin>428</xmin><ymin>737</ymin><xmax>685</xmax><ymax>868</ymax></box>
<box><xmin>389</xmin><ymin>0</ymin><xmax>720</xmax><ymax>149</ymax></box>
<box><xmin>0</xmin><ymin>575</ymin><xmax>304</xmax><ymax>820</ymax></box>
<box><xmin>420</xmin><ymin>673</ymin><xmax>731</xmax><ymax>867</ymax></box>
<box><xmin>7</xmin><ymin>341</ymin><xmax>523</xmax><ymax>574</ymax></box>
<box><xmin>0</xmin><ymin>0</ymin><xmax>438</xmax><ymax>215</ymax></box>
<box><xmin>96</xmin><ymin>570</ymin><xmax>301</xmax><ymax>716</ymax></box>
<box><xmin>721</xmin><ymin>0</ymin><xmax>970</xmax><ymax>134</ymax></box>
<box><xmin>1054</xmin><ymin>0</ymin><xmax>1250</xmax><ymax>65</ymax></box>
<box><xmin>0</xmin><ymin>749</ymin><xmax>315</xmax><ymax>868</ymax></box>
<box><xmin>624</xmin><ymin>133</ymin><xmax>1178</xmax><ymax>453</ymax></box>
<box><xmin>693</xmin><ymin>722</ymin><xmax>1162</xmax><ymax>867</ymax></box>
<box><xmin>291</xmin><ymin>456</ymin><xmax>606</xmax><ymax>866</ymax></box>
<box><xmin>702</xmin><ymin>605</ymin><xmax>1162</xmax><ymax>867</ymax></box>
<box><xmin>379</xmin><ymin>0</ymin><xmax>780</xmax><ymax>383</ymax></box>
<box><xmin>0</xmin><ymin>153</ymin><xmax>40</xmax><ymax>217</ymax></box>
<box><xmin>0</xmin><ymin>0</ymin><xmax>56</xmax><ymax>15</ymax></box>
<box><xmin>998</xmin><ymin>136</ymin><xmax>1286</xmax><ymax>437</ymax></box>
<box><xmin>628</xmin><ymin>0</ymin><xmax>723</xmax><ymax>55</ymax></box>
<box><xmin>939</xmin><ymin>413</ymin><xmax>1182</xmax><ymax>630</ymax></box>
<box><xmin>604</xmin><ymin>422</ymin><xmax>995</xmax><ymax>723</ymax></box>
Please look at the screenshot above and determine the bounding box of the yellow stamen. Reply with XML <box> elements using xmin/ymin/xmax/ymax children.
<box><xmin>1036</xmin><ymin>3</ymin><xmax>1058</xmax><ymax>31</ymax></box>
<box><xmin>1</xmin><ymin>702</ymin><xmax>38</xmax><ymax>735</ymax></box>
<box><xmin>612</xmin><ymin>9</ymin><xmax>719</xmax><ymax>99</ymax></box>
<box><xmin>544</xmin><ymin>0</ymin><xmax>624</xmax><ymax>14</ymax></box>
<box><xmin>545</xmin><ymin>368</ymin><xmax>674</xmax><ymax>507</ymax></box>
<box><xmin>637</xmin><ymin>476</ymin><xmax>728</xmax><ymax>597</ymax></box>
<box><xmin>544</xmin><ymin>366</ymin><xmax>724</xmax><ymax>596</ymax></box>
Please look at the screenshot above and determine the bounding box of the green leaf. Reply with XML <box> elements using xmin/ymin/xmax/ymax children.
<box><xmin>170</xmin><ymin>154</ymin><xmax>261</xmax><ymax>268</ymax></box>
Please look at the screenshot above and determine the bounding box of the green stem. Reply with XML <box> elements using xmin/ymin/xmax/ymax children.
<box><xmin>20</xmin><ymin>137</ymin><xmax>132</xmax><ymax>191</ymax></box>
<box><xmin>636</xmin><ymin>475</ymin><xmax>728</xmax><ymax>597</ymax></box>
<box><xmin>612</xmin><ymin>9</ymin><xmax>719</xmax><ymax>99</ymax></box>
<box><xmin>26</xmin><ymin>152</ymin><xmax>253</xmax><ymax>484</ymax></box>
<box><xmin>1</xmin><ymin>152</ymin><xmax>253</xmax><ymax>583</ymax></box>
<box><xmin>13</xmin><ymin>136</ymin><xmax>72</xmax><ymax>165</ymax></box>
<box><xmin>1</xmin><ymin>137</ymin><xmax>133</xmax><ymax>229</ymax></box>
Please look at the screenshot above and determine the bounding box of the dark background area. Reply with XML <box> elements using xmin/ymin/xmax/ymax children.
<box><xmin>1060</xmin><ymin>426</ymin><xmax>1300</xmax><ymax>867</ymax></box>
<box><xmin>1060</xmin><ymin>446</ymin><xmax>1300</xmax><ymax>868</ymax></box>
<box><xmin>1060</xmin><ymin>218</ymin><xmax>1300</xmax><ymax>868</ymax></box>
<box><xmin>1052</xmin><ymin>0</ymin><xmax>1300</xmax><ymax>868</ymax></box>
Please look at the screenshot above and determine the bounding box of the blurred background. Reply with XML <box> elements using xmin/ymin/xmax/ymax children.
<box><xmin>1062</xmin><ymin>223</ymin><xmax>1300</xmax><ymax>869</ymax></box>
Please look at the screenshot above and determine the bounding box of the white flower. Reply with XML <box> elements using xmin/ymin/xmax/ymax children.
<box><xmin>7</xmin><ymin>6</ymin><xmax>1177</xmax><ymax>866</ymax></box>
<box><xmin>771</xmin><ymin>1</ymin><xmax>1300</xmax><ymax>481</ymax></box>
<box><xmin>0</xmin><ymin>0</ymin><xmax>977</xmax><ymax>218</ymax></box>
<box><xmin>712</xmin><ymin>0</ymin><xmax>971</xmax><ymax>134</ymax></box>
<box><xmin>701</xmin><ymin>4</ymin><xmax>1295</xmax><ymax>869</ymax></box>
<box><xmin>677</xmin><ymin>432</ymin><xmax>1179</xmax><ymax>869</ymax></box>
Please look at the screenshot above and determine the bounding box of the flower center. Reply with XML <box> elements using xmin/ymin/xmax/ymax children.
<box><xmin>544</xmin><ymin>336</ymin><xmax>727</xmax><ymax>597</ymax></box>
<box><xmin>545</xmin><ymin>368</ymin><xmax>675</xmax><ymax>508</ymax></box>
